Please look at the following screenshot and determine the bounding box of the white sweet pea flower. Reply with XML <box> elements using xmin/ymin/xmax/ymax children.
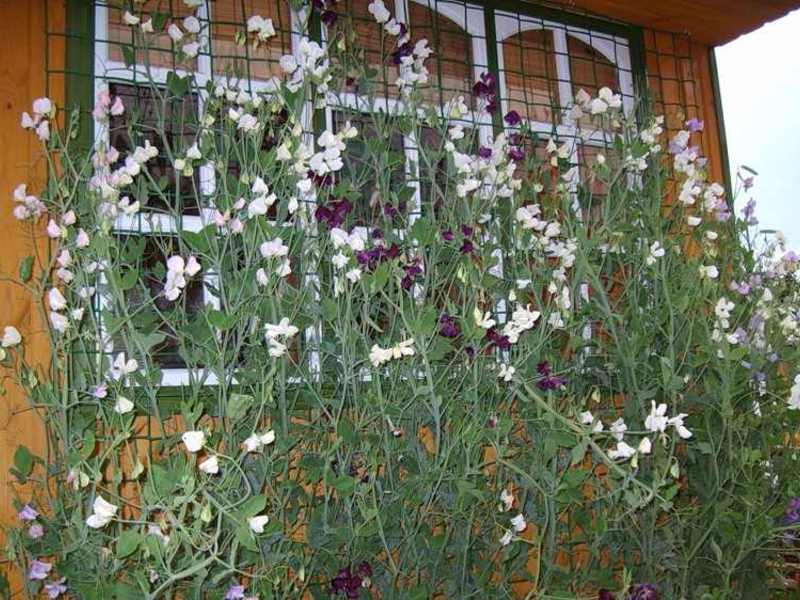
<box><xmin>2</xmin><ymin>326</ymin><xmax>21</xmax><ymax>348</ymax></box>
<box><xmin>638</xmin><ymin>437</ymin><xmax>652</xmax><ymax>455</ymax></box>
<box><xmin>182</xmin><ymin>430</ymin><xmax>206</xmax><ymax>453</ymax></box>
<box><xmin>265</xmin><ymin>318</ymin><xmax>299</xmax><ymax>339</ymax></box>
<box><xmin>498</xmin><ymin>363</ymin><xmax>515</xmax><ymax>382</ymax></box>
<box><xmin>260</xmin><ymin>238</ymin><xmax>289</xmax><ymax>259</ymax></box>
<box><xmin>500</xmin><ymin>489</ymin><xmax>514</xmax><ymax>512</ymax></box>
<box><xmin>76</xmin><ymin>228</ymin><xmax>90</xmax><ymax>248</ymax></box>
<box><xmin>608</xmin><ymin>441</ymin><xmax>637</xmax><ymax>460</ymax></box>
<box><xmin>49</xmin><ymin>312</ymin><xmax>69</xmax><ymax>333</ymax></box>
<box><xmin>645</xmin><ymin>402</ymin><xmax>669</xmax><ymax>433</ymax></box>
<box><xmin>580</xmin><ymin>411</ymin><xmax>603</xmax><ymax>433</ymax></box>
<box><xmin>243</xmin><ymin>430</ymin><xmax>276</xmax><ymax>453</ymax></box>
<box><xmin>167</xmin><ymin>23</ymin><xmax>184</xmax><ymax>42</ymax></box>
<box><xmin>699</xmin><ymin>265</ymin><xmax>719</xmax><ymax>279</ymax></box>
<box><xmin>185</xmin><ymin>143</ymin><xmax>201</xmax><ymax>160</ymax></box>
<box><xmin>86</xmin><ymin>495</ymin><xmax>118</xmax><ymax>528</ymax></box>
<box><xmin>248</xmin><ymin>515</ymin><xmax>270</xmax><ymax>533</ymax></box>
<box><xmin>499</xmin><ymin>530</ymin><xmax>514</xmax><ymax>546</ymax></box>
<box><xmin>48</xmin><ymin>288</ymin><xmax>67</xmax><ymax>311</ymax></box>
<box><xmin>788</xmin><ymin>375</ymin><xmax>800</xmax><ymax>410</ymax></box>
<box><xmin>122</xmin><ymin>11</ymin><xmax>140</xmax><ymax>25</ymax></box>
<box><xmin>114</xmin><ymin>396</ymin><xmax>134</xmax><ymax>415</ymax></box>
<box><xmin>510</xmin><ymin>514</ymin><xmax>527</xmax><ymax>533</ymax></box>
<box><xmin>668</xmin><ymin>414</ymin><xmax>692</xmax><ymax>439</ymax></box>
<box><xmin>473</xmin><ymin>307</ymin><xmax>496</xmax><ymax>330</ymax></box>
<box><xmin>109</xmin><ymin>352</ymin><xmax>138</xmax><ymax>381</ymax></box>
<box><xmin>609</xmin><ymin>418</ymin><xmax>627</xmax><ymax>441</ymax></box>
<box><xmin>646</xmin><ymin>241</ymin><xmax>665</xmax><ymax>266</ymax></box>
<box><xmin>183</xmin><ymin>15</ymin><xmax>201</xmax><ymax>33</ymax></box>
<box><xmin>367</xmin><ymin>0</ymin><xmax>391</xmax><ymax>24</ymax></box>
<box><xmin>247</xmin><ymin>15</ymin><xmax>276</xmax><ymax>42</ymax></box>
<box><xmin>199</xmin><ymin>455</ymin><xmax>219</xmax><ymax>474</ymax></box>
<box><xmin>369</xmin><ymin>345</ymin><xmax>394</xmax><ymax>368</ymax></box>
<box><xmin>182</xmin><ymin>42</ymin><xmax>200</xmax><ymax>58</ymax></box>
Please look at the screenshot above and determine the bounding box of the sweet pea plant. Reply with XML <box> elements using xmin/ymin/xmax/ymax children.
<box><xmin>3</xmin><ymin>1</ymin><xmax>800</xmax><ymax>599</ymax></box>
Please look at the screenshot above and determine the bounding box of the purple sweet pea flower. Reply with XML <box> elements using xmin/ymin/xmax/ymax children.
<box><xmin>44</xmin><ymin>578</ymin><xmax>67</xmax><ymax>599</ymax></box>
<box><xmin>508</xmin><ymin>147</ymin><xmax>525</xmax><ymax>162</ymax></box>
<box><xmin>390</xmin><ymin>42</ymin><xmax>413</xmax><ymax>65</ymax></box>
<box><xmin>330</xmin><ymin>565</ymin><xmax>366</xmax><ymax>598</ymax></box>
<box><xmin>484</xmin><ymin>328</ymin><xmax>511</xmax><ymax>351</ymax></box>
<box><xmin>321</xmin><ymin>9</ymin><xmax>338</xmax><ymax>26</ymax></box>
<box><xmin>742</xmin><ymin>198</ymin><xmax>758</xmax><ymax>225</ymax></box>
<box><xmin>438</xmin><ymin>313</ymin><xmax>460</xmax><ymax>338</ymax></box>
<box><xmin>28</xmin><ymin>523</ymin><xmax>44</xmax><ymax>539</ymax></box>
<box><xmin>504</xmin><ymin>110</ymin><xmax>521</xmax><ymax>126</ymax></box>
<box><xmin>626</xmin><ymin>584</ymin><xmax>659</xmax><ymax>600</ymax></box>
<box><xmin>685</xmin><ymin>118</ymin><xmax>704</xmax><ymax>132</ymax></box>
<box><xmin>460</xmin><ymin>224</ymin><xmax>473</xmax><ymax>238</ymax></box>
<box><xmin>782</xmin><ymin>497</ymin><xmax>800</xmax><ymax>526</ymax></box>
<box><xmin>478</xmin><ymin>146</ymin><xmax>493</xmax><ymax>160</ymax></box>
<box><xmin>598</xmin><ymin>590</ymin><xmax>615</xmax><ymax>600</ymax></box>
<box><xmin>459</xmin><ymin>239</ymin><xmax>475</xmax><ymax>255</ymax></box>
<box><xmin>28</xmin><ymin>559</ymin><xmax>52</xmax><ymax>581</ymax></box>
<box><xmin>472</xmin><ymin>72</ymin><xmax>498</xmax><ymax>113</ymax></box>
<box><xmin>225</xmin><ymin>584</ymin><xmax>246</xmax><ymax>600</ymax></box>
<box><xmin>441</xmin><ymin>230</ymin><xmax>454</xmax><ymax>242</ymax></box>
<box><xmin>783</xmin><ymin>250</ymin><xmax>799</xmax><ymax>264</ymax></box>
<box><xmin>18</xmin><ymin>504</ymin><xmax>39</xmax><ymax>521</ymax></box>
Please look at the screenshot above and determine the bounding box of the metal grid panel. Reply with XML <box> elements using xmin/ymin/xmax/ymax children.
<box><xmin>43</xmin><ymin>0</ymin><xmax>722</xmax><ymax>390</ymax></box>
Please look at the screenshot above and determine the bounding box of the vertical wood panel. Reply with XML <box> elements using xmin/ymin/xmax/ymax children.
<box><xmin>0</xmin><ymin>0</ymin><xmax>63</xmax><ymax>593</ymax></box>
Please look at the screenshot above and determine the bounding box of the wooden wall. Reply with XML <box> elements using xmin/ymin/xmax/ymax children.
<box><xmin>0</xmin><ymin>0</ymin><xmax>63</xmax><ymax>593</ymax></box>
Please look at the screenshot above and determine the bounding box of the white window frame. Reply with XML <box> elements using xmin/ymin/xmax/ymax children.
<box><xmin>93</xmin><ymin>1</ymin><xmax>314</xmax><ymax>386</ymax></box>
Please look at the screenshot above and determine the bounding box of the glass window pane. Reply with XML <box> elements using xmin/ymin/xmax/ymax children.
<box><xmin>107</xmin><ymin>2</ymin><xmax>198</xmax><ymax>70</ymax></box>
<box><xmin>115</xmin><ymin>234</ymin><xmax>204</xmax><ymax>369</ymax></box>
<box><xmin>409</xmin><ymin>1</ymin><xmax>473</xmax><ymax>104</ymax></box>
<box><xmin>501</xmin><ymin>29</ymin><xmax>559</xmax><ymax>124</ymax></box>
<box><xmin>567</xmin><ymin>35</ymin><xmax>618</xmax><ymax>99</ymax></box>
<box><xmin>332</xmin><ymin>110</ymin><xmax>407</xmax><ymax>226</ymax></box>
<box><xmin>328</xmin><ymin>0</ymin><xmax>400</xmax><ymax>96</ymax></box>
<box><xmin>210</xmin><ymin>0</ymin><xmax>293</xmax><ymax>81</ymax></box>
<box><xmin>108</xmin><ymin>83</ymin><xmax>200</xmax><ymax>214</ymax></box>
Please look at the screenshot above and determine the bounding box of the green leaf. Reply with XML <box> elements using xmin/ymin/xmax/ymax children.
<box><xmin>331</xmin><ymin>475</ymin><xmax>356</xmax><ymax>496</ymax></box>
<box><xmin>118</xmin><ymin>268</ymin><xmax>139</xmax><ymax>291</ymax></box>
<box><xmin>410</xmin><ymin>217</ymin><xmax>434</xmax><ymax>246</ymax></box>
<box><xmin>369</xmin><ymin>261</ymin><xmax>391</xmax><ymax>293</ymax></box>
<box><xmin>238</xmin><ymin>495</ymin><xmax>267</xmax><ymax>519</ymax></box>
<box><xmin>166</xmin><ymin>71</ymin><xmax>189</xmax><ymax>97</ymax></box>
<box><xmin>226</xmin><ymin>393</ymin><xmax>253</xmax><ymax>420</ymax></box>
<box><xmin>116</xmin><ymin>529</ymin><xmax>141</xmax><ymax>559</ymax></box>
<box><xmin>121</xmin><ymin>45</ymin><xmax>135</xmax><ymax>68</ymax></box>
<box><xmin>13</xmin><ymin>445</ymin><xmax>33</xmax><ymax>478</ymax></box>
<box><xmin>208</xmin><ymin>309</ymin><xmax>237</xmax><ymax>331</ymax></box>
<box><xmin>235</xmin><ymin>523</ymin><xmax>258</xmax><ymax>552</ymax></box>
<box><xmin>18</xmin><ymin>256</ymin><xmax>33</xmax><ymax>282</ymax></box>
<box><xmin>321</xmin><ymin>296</ymin><xmax>337</xmax><ymax>322</ymax></box>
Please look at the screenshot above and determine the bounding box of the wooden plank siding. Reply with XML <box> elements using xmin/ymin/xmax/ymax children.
<box><xmin>0</xmin><ymin>0</ymin><xmax>65</xmax><ymax>593</ymax></box>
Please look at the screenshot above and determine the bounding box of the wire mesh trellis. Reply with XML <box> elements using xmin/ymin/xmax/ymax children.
<box><xmin>42</xmin><ymin>0</ymin><xmax>725</xmax><ymax>525</ymax></box>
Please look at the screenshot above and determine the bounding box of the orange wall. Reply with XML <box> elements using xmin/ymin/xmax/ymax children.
<box><xmin>0</xmin><ymin>0</ymin><xmax>63</xmax><ymax>593</ymax></box>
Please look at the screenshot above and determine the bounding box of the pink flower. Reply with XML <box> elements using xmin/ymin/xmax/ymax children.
<box><xmin>28</xmin><ymin>523</ymin><xmax>44</xmax><ymax>539</ymax></box>
<box><xmin>44</xmin><ymin>578</ymin><xmax>67</xmax><ymax>598</ymax></box>
<box><xmin>28</xmin><ymin>559</ymin><xmax>52</xmax><ymax>580</ymax></box>
<box><xmin>18</xmin><ymin>504</ymin><xmax>39</xmax><ymax>521</ymax></box>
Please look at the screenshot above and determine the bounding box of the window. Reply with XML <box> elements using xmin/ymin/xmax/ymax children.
<box><xmin>495</xmin><ymin>11</ymin><xmax>634</xmax><ymax>204</ymax></box>
<box><xmin>89</xmin><ymin>0</ymin><xmax>641</xmax><ymax>387</ymax></box>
